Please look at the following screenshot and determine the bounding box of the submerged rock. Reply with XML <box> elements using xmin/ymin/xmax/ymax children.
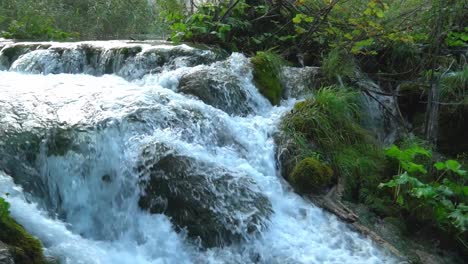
<box><xmin>178</xmin><ymin>68</ymin><xmax>254</xmax><ymax>116</ymax></box>
<box><xmin>137</xmin><ymin>142</ymin><xmax>272</xmax><ymax>248</ymax></box>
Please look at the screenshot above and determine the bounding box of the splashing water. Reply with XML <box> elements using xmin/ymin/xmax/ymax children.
<box><xmin>0</xmin><ymin>41</ymin><xmax>397</xmax><ymax>263</ymax></box>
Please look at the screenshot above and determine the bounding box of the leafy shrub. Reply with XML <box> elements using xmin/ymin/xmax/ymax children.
<box><xmin>380</xmin><ymin>143</ymin><xmax>468</xmax><ymax>246</ymax></box>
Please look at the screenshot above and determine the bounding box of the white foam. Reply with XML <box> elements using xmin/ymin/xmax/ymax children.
<box><xmin>0</xmin><ymin>48</ymin><xmax>397</xmax><ymax>263</ymax></box>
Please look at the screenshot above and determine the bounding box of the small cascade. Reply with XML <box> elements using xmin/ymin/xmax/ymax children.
<box><xmin>0</xmin><ymin>40</ymin><xmax>397</xmax><ymax>263</ymax></box>
<box><xmin>0</xmin><ymin>40</ymin><xmax>222</xmax><ymax>79</ymax></box>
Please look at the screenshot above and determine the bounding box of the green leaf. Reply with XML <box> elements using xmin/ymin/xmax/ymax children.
<box><xmin>292</xmin><ymin>14</ymin><xmax>302</xmax><ymax>24</ymax></box>
<box><xmin>448</xmin><ymin>205</ymin><xmax>468</xmax><ymax>232</ymax></box>
<box><xmin>385</xmin><ymin>145</ymin><xmax>401</xmax><ymax>159</ymax></box>
<box><xmin>411</xmin><ymin>186</ymin><xmax>437</xmax><ymax>199</ymax></box>
<box><xmin>434</xmin><ymin>162</ymin><xmax>445</xmax><ymax>170</ymax></box>
<box><xmin>375</xmin><ymin>10</ymin><xmax>384</xmax><ymax>18</ymax></box>
<box><xmin>445</xmin><ymin>160</ymin><xmax>461</xmax><ymax>171</ymax></box>
<box><xmin>402</xmin><ymin>161</ymin><xmax>427</xmax><ymax>174</ymax></box>
<box><xmin>304</xmin><ymin>16</ymin><xmax>314</xmax><ymax>23</ymax></box>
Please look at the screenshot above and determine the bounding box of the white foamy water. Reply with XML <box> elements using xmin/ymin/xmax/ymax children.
<box><xmin>0</xmin><ymin>41</ymin><xmax>397</xmax><ymax>264</ymax></box>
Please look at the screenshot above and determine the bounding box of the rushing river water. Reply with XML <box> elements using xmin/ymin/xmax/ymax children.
<box><xmin>0</xmin><ymin>40</ymin><xmax>397</xmax><ymax>263</ymax></box>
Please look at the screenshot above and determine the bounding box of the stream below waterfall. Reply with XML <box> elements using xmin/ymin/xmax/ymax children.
<box><xmin>0</xmin><ymin>40</ymin><xmax>397</xmax><ymax>264</ymax></box>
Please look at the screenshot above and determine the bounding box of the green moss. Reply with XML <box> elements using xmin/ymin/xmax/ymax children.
<box><xmin>251</xmin><ymin>51</ymin><xmax>286</xmax><ymax>105</ymax></box>
<box><xmin>0</xmin><ymin>216</ymin><xmax>45</xmax><ymax>264</ymax></box>
<box><xmin>290</xmin><ymin>157</ymin><xmax>334</xmax><ymax>193</ymax></box>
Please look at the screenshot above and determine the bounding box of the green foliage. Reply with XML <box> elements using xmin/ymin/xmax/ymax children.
<box><xmin>1</xmin><ymin>17</ymin><xmax>76</xmax><ymax>40</ymax></box>
<box><xmin>0</xmin><ymin>0</ymin><xmax>158</xmax><ymax>40</ymax></box>
<box><xmin>251</xmin><ymin>51</ymin><xmax>286</xmax><ymax>105</ymax></box>
<box><xmin>380</xmin><ymin>143</ymin><xmax>468</xmax><ymax>238</ymax></box>
<box><xmin>0</xmin><ymin>215</ymin><xmax>45</xmax><ymax>264</ymax></box>
<box><xmin>167</xmin><ymin>1</ymin><xmax>253</xmax><ymax>47</ymax></box>
<box><xmin>446</xmin><ymin>28</ymin><xmax>468</xmax><ymax>47</ymax></box>
<box><xmin>289</xmin><ymin>157</ymin><xmax>334</xmax><ymax>193</ymax></box>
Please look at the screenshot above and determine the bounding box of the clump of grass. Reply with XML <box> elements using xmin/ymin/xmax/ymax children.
<box><xmin>282</xmin><ymin>86</ymin><xmax>387</xmax><ymax>201</ymax></box>
<box><xmin>321</xmin><ymin>48</ymin><xmax>356</xmax><ymax>83</ymax></box>
<box><xmin>284</xmin><ymin>86</ymin><xmax>367</xmax><ymax>150</ymax></box>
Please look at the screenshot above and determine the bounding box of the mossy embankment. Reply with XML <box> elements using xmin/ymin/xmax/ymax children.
<box><xmin>0</xmin><ymin>210</ymin><xmax>46</xmax><ymax>264</ymax></box>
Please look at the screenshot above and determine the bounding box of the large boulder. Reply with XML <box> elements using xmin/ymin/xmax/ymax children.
<box><xmin>137</xmin><ymin>142</ymin><xmax>272</xmax><ymax>248</ymax></box>
<box><xmin>178</xmin><ymin>68</ymin><xmax>254</xmax><ymax>116</ymax></box>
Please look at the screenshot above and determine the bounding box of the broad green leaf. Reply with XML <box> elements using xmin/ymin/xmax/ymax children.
<box><xmin>445</xmin><ymin>160</ymin><xmax>461</xmax><ymax>171</ymax></box>
<box><xmin>411</xmin><ymin>186</ymin><xmax>437</xmax><ymax>199</ymax></box>
<box><xmin>385</xmin><ymin>145</ymin><xmax>401</xmax><ymax>159</ymax></box>
<box><xmin>402</xmin><ymin>161</ymin><xmax>427</xmax><ymax>174</ymax></box>
<box><xmin>434</xmin><ymin>162</ymin><xmax>445</xmax><ymax>170</ymax></box>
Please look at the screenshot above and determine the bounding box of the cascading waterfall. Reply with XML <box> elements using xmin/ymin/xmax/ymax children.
<box><xmin>0</xmin><ymin>40</ymin><xmax>397</xmax><ymax>263</ymax></box>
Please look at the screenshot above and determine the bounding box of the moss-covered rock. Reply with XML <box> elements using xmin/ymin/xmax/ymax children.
<box><xmin>251</xmin><ymin>51</ymin><xmax>285</xmax><ymax>105</ymax></box>
<box><xmin>0</xmin><ymin>216</ymin><xmax>45</xmax><ymax>264</ymax></box>
<box><xmin>289</xmin><ymin>158</ymin><xmax>334</xmax><ymax>193</ymax></box>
